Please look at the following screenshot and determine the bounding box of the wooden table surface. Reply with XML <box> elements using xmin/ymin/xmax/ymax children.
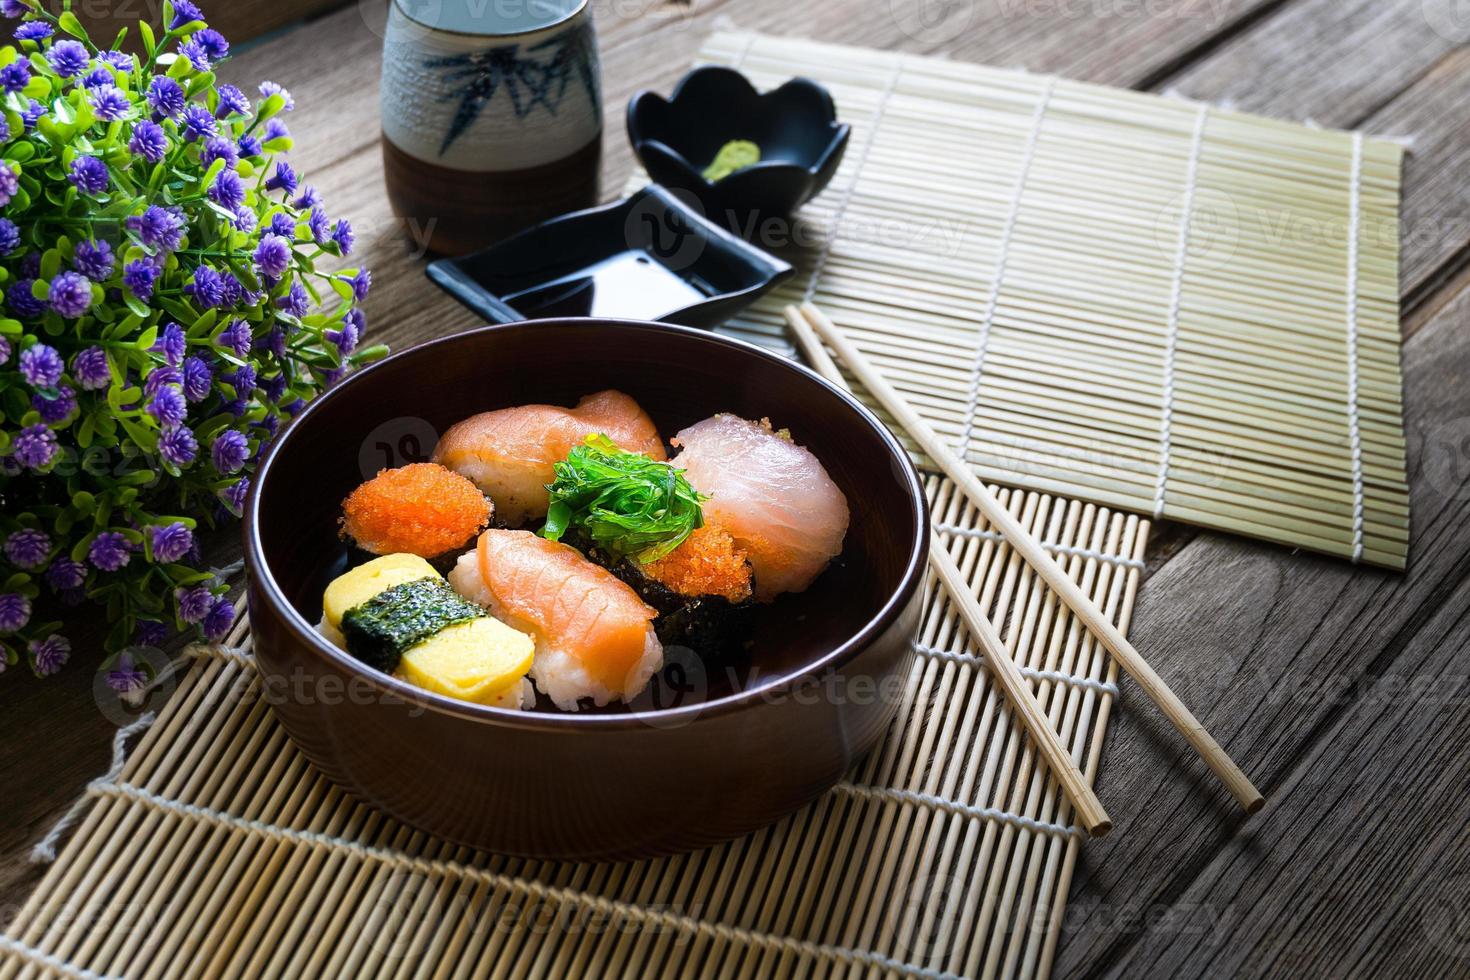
<box><xmin>5</xmin><ymin>1</ymin><xmax>1470</xmax><ymax>975</ymax></box>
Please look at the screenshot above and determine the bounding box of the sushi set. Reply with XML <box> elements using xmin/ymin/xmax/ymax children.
<box><xmin>323</xmin><ymin>394</ymin><xmax>849</xmax><ymax>712</ymax></box>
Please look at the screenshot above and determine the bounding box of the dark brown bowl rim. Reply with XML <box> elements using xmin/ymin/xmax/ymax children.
<box><xmin>244</xmin><ymin>318</ymin><xmax>930</xmax><ymax>732</ymax></box>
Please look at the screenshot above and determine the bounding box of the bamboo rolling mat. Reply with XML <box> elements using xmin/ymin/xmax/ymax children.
<box><xmin>637</xmin><ymin>31</ymin><xmax>1410</xmax><ymax>569</ymax></box>
<box><xmin>3</xmin><ymin>482</ymin><xmax>1147</xmax><ymax>980</ymax></box>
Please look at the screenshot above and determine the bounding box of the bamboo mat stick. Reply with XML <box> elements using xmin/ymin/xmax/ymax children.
<box><xmin>786</xmin><ymin>305</ymin><xmax>1112</xmax><ymax>839</ymax></box>
<box><xmin>791</xmin><ymin>302</ymin><xmax>1265</xmax><ymax>814</ymax></box>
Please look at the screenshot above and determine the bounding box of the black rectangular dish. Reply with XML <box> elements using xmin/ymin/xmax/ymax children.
<box><xmin>425</xmin><ymin>185</ymin><xmax>794</xmax><ymax>328</ymax></box>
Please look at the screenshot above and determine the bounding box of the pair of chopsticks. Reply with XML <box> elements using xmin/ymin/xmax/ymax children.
<box><xmin>785</xmin><ymin>303</ymin><xmax>1264</xmax><ymax>837</ymax></box>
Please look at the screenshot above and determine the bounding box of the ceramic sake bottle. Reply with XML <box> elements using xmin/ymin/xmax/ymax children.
<box><xmin>379</xmin><ymin>0</ymin><xmax>603</xmax><ymax>255</ymax></box>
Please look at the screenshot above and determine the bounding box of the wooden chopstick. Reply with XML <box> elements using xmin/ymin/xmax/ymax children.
<box><xmin>785</xmin><ymin>305</ymin><xmax>1114</xmax><ymax>838</ymax></box>
<box><xmin>789</xmin><ymin>302</ymin><xmax>1266</xmax><ymax>815</ymax></box>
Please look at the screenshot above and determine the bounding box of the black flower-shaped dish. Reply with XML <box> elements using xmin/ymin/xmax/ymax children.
<box><xmin>425</xmin><ymin>185</ymin><xmax>793</xmax><ymax>329</ymax></box>
<box><xmin>627</xmin><ymin>66</ymin><xmax>851</xmax><ymax>225</ymax></box>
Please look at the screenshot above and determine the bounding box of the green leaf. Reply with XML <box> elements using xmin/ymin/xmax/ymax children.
<box><xmin>58</xmin><ymin>11</ymin><xmax>91</xmax><ymax>45</ymax></box>
<box><xmin>135</xmin><ymin>324</ymin><xmax>158</xmax><ymax>351</ymax></box>
<box><xmin>139</xmin><ymin>20</ymin><xmax>156</xmax><ymax>55</ymax></box>
<box><xmin>5</xmin><ymin>140</ymin><xmax>35</xmax><ymax>163</ymax></box>
<box><xmin>0</xmin><ymin>318</ymin><xmax>20</xmax><ymax>336</ymax></box>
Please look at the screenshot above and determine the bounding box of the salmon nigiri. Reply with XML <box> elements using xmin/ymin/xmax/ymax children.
<box><xmin>432</xmin><ymin>391</ymin><xmax>666</xmax><ymax>526</ymax></box>
<box><xmin>448</xmin><ymin>529</ymin><xmax>662</xmax><ymax>709</ymax></box>
<box><xmin>672</xmin><ymin>415</ymin><xmax>849</xmax><ymax>601</ymax></box>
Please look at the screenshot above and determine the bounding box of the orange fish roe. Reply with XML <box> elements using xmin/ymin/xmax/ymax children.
<box><xmin>340</xmin><ymin>463</ymin><xmax>491</xmax><ymax>559</ymax></box>
<box><xmin>642</xmin><ymin>521</ymin><xmax>753</xmax><ymax>603</ymax></box>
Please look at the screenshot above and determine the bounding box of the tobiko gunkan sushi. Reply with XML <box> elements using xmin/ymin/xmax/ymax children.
<box><xmin>324</xmin><ymin>391</ymin><xmax>849</xmax><ymax>712</ymax></box>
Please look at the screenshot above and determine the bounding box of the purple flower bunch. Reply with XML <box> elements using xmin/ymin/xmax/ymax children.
<box><xmin>0</xmin><ymin>1</ymin><xmax>382</xmax><ymax>676</ymax></box>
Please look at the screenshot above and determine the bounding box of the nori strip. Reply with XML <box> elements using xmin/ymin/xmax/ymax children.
<box><xmin>339</xmin><ymin>577</ymin><xmax>484</xmax><ymax>673</ymax></box>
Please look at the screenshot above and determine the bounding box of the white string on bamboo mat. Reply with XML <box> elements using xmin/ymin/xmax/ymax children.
<box><xmin>1153</xmin><ymin>102</ymin><xmax>1211</xmax><ymax>519</ymax></box>
<box><xmin>28</xmin><ymin>710</ymin><xmax>156</xmax><ymax>864</ymax></box>
<box><xmin>0</xmin><ymin>934</ymin><xmax>121</xmax><ymax>980</ymax></box>
<box><xmin>833</xmin><ymin>782</ymin><xmax>1085</xmax><ymax>840</ymax></box>
<box><xmin>1345</xmin><ymin>130</ymin><xmax>1366</xmax><ymax>563</ymax></box>
<box><xmin>79</xmin><ymin>779</ymin><xmax>959</xmax><ymax>980</ymax></box>
<box><xmin>800</xmin><ymin>55</ymin><xmax>905</xmax><ymax>305</ymax></box>
<box><xmin>955</xmin><ymin>74</ymin><xmax>1058</xmax><ymax>463</ymax></box>
<box><xmin>932</xmin><ymin>521</ymin><xmax>1146</xmax><ymax>572</ymax></box>
<box><xmin>912</xmin><ymin>642</ymin><xmax>1120</xmax><ymax>699</ymax></box>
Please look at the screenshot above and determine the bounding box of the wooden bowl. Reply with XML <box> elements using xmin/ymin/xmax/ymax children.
<box><xmin>245</xmin><ymin>319</ymin><xmax>928</xmax><ymax>859</ymax></box>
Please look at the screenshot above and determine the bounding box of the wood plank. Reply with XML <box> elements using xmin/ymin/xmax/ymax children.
<box><xmin>74</xmin><ymin>0</ymin><xmax>346</xmax><ymax>48</ymax></box>
<box><xmin>1051</xmin><ymin>268</ymin><xmax>1470</xmax><ymax>977</ymax></box>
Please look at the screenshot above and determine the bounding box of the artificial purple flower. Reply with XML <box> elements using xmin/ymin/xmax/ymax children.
<box><xmin>48</xmin><ymin>271</ymin><xmax>94</xmax><ymax>318</ymax></box>
<box><xmin>170</xmin><ymin>0</ymin><xmax>203</xmax><ymax>28</ymax></box>
<box><xmin>0</xmin><ymin>336</ymin><xmax>9</xmax><ymax>364</ymax></box>
<box><xmin>186</xmin><ymin>265</ymin><xmax>225</xmax><ymax>308</ymax></box>
<box><xmin>152</xmin><ymin>322</ymin><xmax>186</xmax><ymax>366</ymax></box>
<box><xmin>0</xmin><ymin>217</ymin><xmax>18</xmax><ymax>254</ymax></box>
<box><xmin>264</xmin><ymin>118</ymin><xmax>289</xmax><ymax>142</ymax></box>
<box><xmin>147</xmin><ymin>385</ymin><xmax>186</xmax><ymax>426</ymax></box>
<box><xmin>123</xmin><ymin>258</ymin><xmax>158</xmax><ymax>300</ymax></box>
<box><xmin>232</xmin><ymin>206</ymin><xmax>257</xmax><ymax>233</ymax></box>
<box><xmin>253</xmin><ymin>233</ymin><xmax>290</xmax><ymax>278</ymax></box>
<box><xmin>237</xmin><ymin>132</ymin><xmax>262</xmax><ymax>157</ymax></box>
<box><xmin>4</xmin><ymin>528</ymin><xmax>50</xmax><ymax>568</ymax></box>
<box><xmin>276</xmin><ymin>282</ymin><xmax>309</xmax><ymax>317</ymax></box>
<box><xmin>227</xmin><ymin>362</ymin><xmax>256</xmax><ymax>393</ymax></box>
<box><xmin>202</xmin><ymin>596</ymin><xmax>235</xmax><ymax>640</ymax></box>
<box><xmin>259</xmin><ymin>370</ymin><xmax>285</xmax><ymax>401</ymax></box>
<box><xmin>19</xmin><ymin>253</ymin><xmax>37</xmax><ymax>276</ymax></box>
<box><xmin>321</xmin><ymin>366</ymin><xmax>346</xmax><ymax>387</ymax></box>
<box><xmin>208</xmin><ymin>168</ymin><xmax>245</xmax><ymax>210</ymax></box>
<box><xmin>148</xmin><ymin>522</ymin><xmax>193</xmax><ymax>563</ymax></box>
<box><xmin>69</xmin><ymin>155</ymin><xmax>109</xmax><ymax>195</ymax></box>
<box><xmin>82</xmin><ymin>66</ymin><xmax>113</xmax><ymax>88</ymax></box>
<box><xmin>20</xmin><ymin>98</ymin><xmax>43</xmax><ymax>129</ymax></box>
<box><xmin>8</xmin><ymin>278</ymin><xmax>44</xmax><ymax>317</ymax></box>
<box><xmin>32</xmin><ymin>384</ymin><xmax>75</xmax><ymax>423</ymax></box>
<box><xmin>283</xmin><ymin>398</ymin><xmax>306</xmax><ymax>417</ymax></box>
<box><xmin>182</xmin><ymin>356</ymin><xmax>212</xmax><ymax>402</ymax></box>
<box><xmin>331</xmin><ymin>219</ymin><xmax>354</xmax><ymax>256</ymax></box>
<box><xmin>259</xmin><ymin>80</ymin><xmax>293</xmax><ymax>110</ymax></box>
<box><xmin>254</xmin><ymin>413</ymin><xmax>279</xmax><ymax>438</ymax></box>
<box><xmin>11</xmin><ymin>424</ymin><xmax>57</xmax><ymax>469</ymax></box>
<box><xmin>128</xmin><ymin>119</ymin><xmax>168</xmax><ymax>162</ymax></box>
<box><xmin>306</xmin><ymin>207</ymin><xmax>329</xmax><ymax>245</ymax></box>
<box><xmin>326</xmin><ymin>317</ymin><xmax>359</xmax><ymax>357</ymax></box>
<box><xmin>144</xmin><ymin>365</ymin><xmax>180</xmax><ymax>396</ymax></box>
<box><xmin>176</xmin><ymin>584</ymin><xmax>213</xmax><ymax>623</ymax></box>
<box><xmin>0</xmin><ymin>160</ymin><xmax>17</xmax><ymax>206</ymax></box>
<box><xmin>136</xmin><ymin>619</ymin><xmax>170</xmax><ymax>646</ymax></box>
<box><xmin>0</xmin><ymin>60</ymin><xmax>28</xmax><ymax>93</ymax></box>
<box><xmin>158</xmin><ymin>424</ymin><xmax>197</xmax><ymax>466</ymax></box>
<box><xmin>264</xmin><ymin>161</ymin><xmax>296</xmax><ymax>194</ymax></box>
<box><xmin>211</xmin><ymin>428</ymin><xmax>249</xmax><ymax>473</ymax></box>
<box><xmin>126</xmin><ymin>205</ymin><xmax>185</xmax><ymax>252</ymax></box>
<box><xmin>219</xmin><ymin>319</ymin><xmax>251</xmax><ymax>357</ymax></box>
<box><xmin>146</xmin><ymin>76</ymin><xmax>185</xmax><ymax>118</ymax></box>
<box><xmin>179</xmin><ymin>104</ymin><xmax>216</xmax><ymax>142</ymax></box>
<box><xmin>215</xmin><ymin>83</ymin><xmax>250</xmax><ymax>117</ymax></box>
<box><xmin>267</xmin><ymin>213</ymin><xmax>295</xmax><ymax>238</ymax></box>
<box><xmin>257</xmin><ymin>328</ymin><xmax>285</xmax><ymax>361</ymax></box>
<box><xmin>72</xmin><ymin>346</ymin><xmax>110</xmax><ymax>390</ymax></box>
<box><xmin>89</xmin><ymin>531</ymin><xmax>131</xmax><ymax>571</ymax></box>
<box><xmin>0</xmin><ymin>0</ymin><xmax>26</xmax><ymax>17</ymax></box>
<box><xmin>0</xmin><ymin>593</ymin><xmax>30</xmax><ymax>633</ymax></box>
<box><xmin>181</xmin><ymin>28</ymin><xmax>227</xmax><ymax>70</ymax></box>
<box><xmin>44</xmin><ymin>557</ymin><xmax>86</xmax><ymax>592</ymax></box>
<box><xmin>348</xmin><ymin>268</ymin><xmax>371</xmax><ymax>302</ymax></box>
<box><xmin>201</xmin><ymin>135</ymin><xmax>238</xmax><ymax>168</ymax></box>
<box><xmin>99</xmin><ymin>50</ymin><xmax>134</xmax><ymax>72</ymax></box>
<box><xmin>0</xmin><ymin>116</ymin><xmax>10</xmax><ymax>143</ymax></box>
<box><xmin>89</xmin><ymin>84</ymin><xmax>130</xmax><ymax>121</ymax></box>
<box><xmin>14</xmin><ymin>21</ymin><xmax>50</xmax><ymax>41</ymax></box>
<box><xmin>106</xmin><ymin>653</ymin><xmax>147</xmax><ymax>693</ymax></box>
<box><xmin>292</xmin><ymin>185</ymin><xmax>319</xmax><ymax>209</ymax></box>
<box><xmin>30</xmin><ymin>634</ymin><xmax>69</xmax><ymax>675</ymax></box>
<box><xmin>219</xmin><ymin>476</ymin><xmax>250</xmax><ymax>516</ymax></box>
<box><xmin>46</xmin><ymin>39</ymin><xmax>88</xmax><ymax>77</ymax></box>
<box><xmin>19</xmin><ymin>342</ymin><xmax>62</xmax><ymax>387</ymax></box>
<box><xmin>73</xmin><ymin>239</ymin><xmax>114</xmax><ymax>281</ymax></box>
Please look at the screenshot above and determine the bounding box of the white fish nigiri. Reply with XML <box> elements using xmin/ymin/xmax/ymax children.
<box><xmin>671</xmin><ymin>415</ymin><xmax>848</xmax><ymax>601</ymax></box>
